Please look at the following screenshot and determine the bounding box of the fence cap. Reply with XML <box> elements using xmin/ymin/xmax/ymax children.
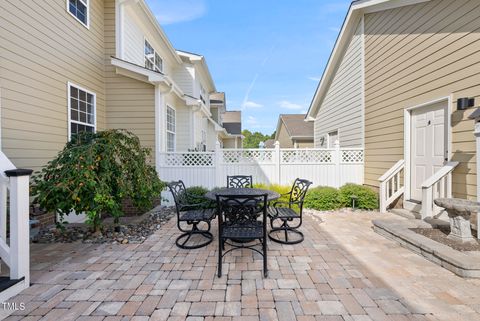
<box><xmin>5</xmin><ymin>169</ymin><xmax>33</xmax><ymax>177</ymax></box>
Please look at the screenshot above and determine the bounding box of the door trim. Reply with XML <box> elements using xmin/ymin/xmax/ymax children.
<box><xmin>404</xmin><ymin>96</ymin><xmax>452</xmax><ymax>201</ymax></box>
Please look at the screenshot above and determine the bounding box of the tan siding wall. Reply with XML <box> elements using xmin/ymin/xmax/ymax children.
<box><xmin>276</xmin><ymin>123</ymin><xmax>293</xmax><ymax>148</ymax></box>
<box><xmin>104</xmin><ymin>0</ymin><xmax>156</xmax><ymax>164</ymax></box>
<box><xmin>364</xmin><ymin>0</ymin><xmax>480</xmax><ymax>199</ymax></box>
<box><xmin>0</xmin><ymin>0</ymin><xmax>107</xmax><ymax>172</ymax></box>
<box><xmin>295</xmin><ymin>140</ymin><xmax>314</xmax><ymax>148</ymax></box>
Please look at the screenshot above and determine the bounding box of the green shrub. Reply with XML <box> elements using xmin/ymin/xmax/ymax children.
<box><xmin>183</xmin><ymin>186</ymin><xmax>210</xmax><ymax>207</ymax></box>
<box><xmin>32</xmin><ymin>129</ymin><xmax>165</xmax><ymax>232</ymax></box>
<box><xmin>338</xmin><ymin>183</ymin><xmax>378</xmax><ymax>209</ymax></box>
<box><xmin>303</xmin><ymin>186</ymin><xmax>341</xmax><ymax>210</ymax></box>
<box><xmin>253</xmin><ymin>183</ymin><xmax>291</xmax><ymax>203</ymax></box>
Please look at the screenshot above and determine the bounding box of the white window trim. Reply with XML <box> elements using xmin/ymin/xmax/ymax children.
<box><xmin>144</xmin><ymin>38</ymin><xmax>163</xmax><ymax>73</ymax></box>
<box><xmin>66</xmin><ymin>0</ymin><xmax>90</xmax><ymax>29</ymax></box>
<box><xmin>327</xmin><ymin>130</ymin><xmax>339</xmax><ymax>148</ymax></box>
<box><xmin>166</xmin><ymin>105</ymin><xmax>176</xmax><ymax>152</ymax></box>
<box><xmin>67</xmin><ymin>82</ymin><xmax>97</xmax><ymax>140</ymax></box>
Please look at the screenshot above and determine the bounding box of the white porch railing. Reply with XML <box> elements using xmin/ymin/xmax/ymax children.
<box><xmin>421</xmin><ymin>161</ymin><xmax>459</xmax><ymax>219</ymax></box>
<box><xmin>378</xmin><ymin>159</ymin><xmax>405</xmax><ymax>213</ymax></box>
<box><xmin>158</xmin><ymin>142</ymin><xmax>364</xmax><ymax>202</ymax></box>
<box><xmin>0</xmin><ymin>152</ymin><xmax>32</xmax><ymax>302</ymax></box>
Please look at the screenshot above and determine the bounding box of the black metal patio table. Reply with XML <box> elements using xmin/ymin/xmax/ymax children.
<box><xmin>205</xmin><ymin>187</ymin><xmax>280</xmax><ymax>243</ymax></box>
<box><xmin>205</xmin><ymin>187</ymin><xmax>280</xmax><ymax>203</ymax></box>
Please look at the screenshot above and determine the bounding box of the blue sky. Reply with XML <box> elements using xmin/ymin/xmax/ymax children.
<box><xmin>146</xmin><ymin>0</ymin><xmax>351</xmax><ymax>135</ymax></box>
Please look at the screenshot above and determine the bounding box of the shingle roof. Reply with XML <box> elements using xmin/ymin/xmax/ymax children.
<box><xmin>280</xmin><ymin>114</ymin><xmax>314</xmax><ymax>138</ymax></box>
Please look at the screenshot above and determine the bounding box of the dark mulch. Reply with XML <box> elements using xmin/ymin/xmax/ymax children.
<box><xmin>411</xmin><ymin>226</ymin><xmax>480</xmax><ymax>252</ymax></box>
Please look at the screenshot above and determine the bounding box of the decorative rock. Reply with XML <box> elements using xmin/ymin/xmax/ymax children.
<box><xmin>434</xmin><ymin>198</ymin><xmax>479</xmax><ymax>244</ymax></box>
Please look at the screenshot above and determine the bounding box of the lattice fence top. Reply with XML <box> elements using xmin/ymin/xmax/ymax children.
<box><xmin>341</xmin><ymin>150</ymin><xmax>363</xmax><ymax>163</ymax></box>
<box><xmin>222</xmin><ymin>150</ymin><xmax>274</xmax><ymax>164</ymax></box>
<box><xmin>163</xmin><ymin>152</ymin><xmax>214</xmax><ymax>167</ymax></box>
<box><xmin>281</xmin><ymin>149</ymin><xmax>333</xmax><ymax>164</ymax></box>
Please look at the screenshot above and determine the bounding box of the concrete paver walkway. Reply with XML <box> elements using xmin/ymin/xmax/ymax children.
<box><xmin>2</xmin><ymin>211</ymin><xmax>480</xmax><ymax>321</ymax></box>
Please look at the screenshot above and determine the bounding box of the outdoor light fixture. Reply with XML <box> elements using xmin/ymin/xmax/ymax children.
<box><xmin>457</xmin><ymin>97</ymin><xmax>475</xmax><ymax>110</ymax></box>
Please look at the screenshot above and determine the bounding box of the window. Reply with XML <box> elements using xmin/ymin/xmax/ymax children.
<box><xmin>200</xmin><ymin>85</ymin><xmax>206</xmax><ymax>104</ymax></box>
<box><xmin>68</xmin><ymin>0</ymin><xmax>89</xmax><ymax>27</ymax></box>
<box><xmin>327</xmin><ymin>130</ymin><xmax>339</xmax><ymax>148</ymax></box>
<box><xmin>144</xmin><ymin>40</ymin><xmax>163</xmax><ymax>72</ymax></box>
<box><xmin>166</xmin><ymin>106</ymin><xmax>176</xmax><ymax>152</ymax></box>
<box><xmin>68</xmin><ymin>83</ymin><xmax>95</xmax><ymax>139</ymax></box>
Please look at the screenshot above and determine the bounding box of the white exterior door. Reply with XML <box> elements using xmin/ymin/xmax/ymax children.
<box><xmin>410</xmin><ymin>102</ymin><xmax>447</xmax><ymax>201</ymax></box>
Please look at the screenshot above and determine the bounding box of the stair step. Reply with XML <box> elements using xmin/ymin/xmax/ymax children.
<box><xmin>0</xmin><ymin>277</ymin><xmax>24</xmax><ymax>292</ymax></box>
<box><xmin>389</xmin><ymin>208</ymin><xmax>421</xmax><ymax>220</ymax></box>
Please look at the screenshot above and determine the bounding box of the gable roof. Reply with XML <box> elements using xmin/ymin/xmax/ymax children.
<box><xmin>276</xmin><ymin>114</ymin><xmax>314</xmax><ymax>140</ymax></box>
<box><xmin>176</xmin><ymin>50</ymin><xmax>217</xmax><ymax>92</ymax></box>
<box><xmin>305</xmin><ymin>0</ymin><xmax>431</xmax><ymax>120</ymax></box>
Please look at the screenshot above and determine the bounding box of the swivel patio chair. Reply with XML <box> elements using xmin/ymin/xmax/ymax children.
<box><xmin>216</xmin><ymin>193</ymin><xmax>268</xmax><ymax>277</ymax></box>
<box><xmin>268</xmin><ymin>178</ymin><xmax>312</xmax><ymax>244</ymax></box>
<box><xmin>226</xmin><ymin>175</ymin><xmax>253</xmax><ymax>188</ymax></box>
<box><xmin>167</xmin><ymin>180</ymin><xmax>216</xmax><ymax>249</ymax></box>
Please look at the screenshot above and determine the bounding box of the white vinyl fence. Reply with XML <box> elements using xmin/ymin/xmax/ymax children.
<box><xmin>159</xmin><ymin>142</ymin><xmax>363</xmax><ymax>203</ymax></box>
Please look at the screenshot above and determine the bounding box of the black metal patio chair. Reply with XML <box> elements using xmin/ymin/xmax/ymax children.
<box><xmin>167</xmin><ymin>180</ymin><xmax>215</xmax><ymax>249</ymax></box>
<box><xmin>216</xmin><ymin>193</ymin><xmax>268</xmax><ymax>277</ymax></box>
<box><xmin>226</xmin><ymin>175</ymin><xmax>253</xmax><ymax>188</ymax></box>
<box><xmin>268</xmin><ymin>178</ymin><xmax>312</xmax><ymax>244</ymax></box>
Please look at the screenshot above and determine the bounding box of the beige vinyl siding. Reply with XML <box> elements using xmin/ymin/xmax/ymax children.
<box><xmin>364</xmin><ymin>0</ymin><xmax>480</xmax><ymax>199</ymax></box>
<box><xmin>276</xmin><ymin>123</ymin><xmax>293</xmax><ymax>148</ymax></box>
<box><xmin>123</xmin><ymin>6</ymin><xmax>145</xmax><ymax>66</ymax></box>
<box><xmin>104</xmin><ymin>0</ymin><xmax>156</xmax><ymax>164</ymax></box>
<box><xmin>0</xmin><ymin>0</ymin><xmax>106</xmax><ymax>172</ymax></box>
<box><xmin>174</xmin><ymin>102</ymin><xmax>192</xmax><ymax>151</ymax></box>
<box><xmin>314</xmin><ymin>20</ymin><xmax>363</xmax><ymax>148</ymax></box>
<box><xmin>173</xmin><ymin>65</ymin><xmax>195</xmax><ymax>96</ymax></box>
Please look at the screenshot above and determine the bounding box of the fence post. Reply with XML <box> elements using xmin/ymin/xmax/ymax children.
<box><xmin>215</xmin><ymin>141</ymin><xmax>223</xmax><ymax>188</ymax></box>
<box><xmin>334</xmin><ymin>141</ymin><xmax>341</xmax><ymax>188</ymax></box>
<box><xmin>5</xmin><ymin>169</ymin><xmax>33</xmax><ymax>284</ymax></box>
<box><xmin>274</xmin><ymin>141</ymin><xmax>281</xmax><ymax>185</ymax></box>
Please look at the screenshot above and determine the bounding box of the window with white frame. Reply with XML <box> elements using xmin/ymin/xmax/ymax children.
<box><xmin>69</xmin><ymin>84</ymin><xmax>95</xmax><ymax>138</ymax></box>
<box><xmin>68</xmin><ymin>0</ymin><xmax>89</xmax><ymax>27</ymax></box>
<box><xmin>166</xmin><ymin>106</ymin><xmax>176</xmax><ymax>152</ymax></box>
<box><xmin>327</xmin><ymin>130</ymin><xmax>339</xmax><ymax>148</ymax></box>
<box><xmin>144</xmin><ymin>40</ymin><xmax>163</xmax><ymax>72</ymax></box>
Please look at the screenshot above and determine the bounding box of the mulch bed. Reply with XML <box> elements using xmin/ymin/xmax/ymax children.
<box><xmin>411</xmin><ymin>226</ymin><xmax>480</xmax><ymax>252</ymax></box>
<box><xmin>34</xmin><ymin>206</ymin><xmax>175</xmax><ymax>244</ymax></box>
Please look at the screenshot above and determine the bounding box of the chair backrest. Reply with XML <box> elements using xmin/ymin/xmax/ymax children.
<box><xmin>289</xmin><ymin>179</ymin><xmax>313</xmax><ymax>204</ymax></box>
<box><xmin>216</xmin><ymin>194</ymin><xmax>267</xmax><ymax>228</ymax></box>
<box><xmin>167</xmin><ymin>180</ymin><xmax>187</xmax><ymax>212</ymax></box>
<box><xmin>226</xmin><ymin>175</ymin><xmax>253</xmax><ymax>188</ymax></box>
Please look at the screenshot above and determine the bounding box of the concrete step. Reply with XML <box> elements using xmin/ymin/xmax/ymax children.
<box><xmin>389</xmin><ymin>208</ymin><xmax>421</xmax><ymax>220</ymax></box>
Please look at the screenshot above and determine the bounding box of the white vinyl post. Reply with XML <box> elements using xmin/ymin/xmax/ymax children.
<box><xmin>475</xmin><ymin>121</ymin><xmax>480</xmax><ymax>238</ymax></box>
<box><xmin>6</xmin><ymin>169</ymin><xmax>32</xmax><ymax>284</ymax></box>
<box><xmin>215</xmin><ymin>141</ymin><xmax>223</xmax><ymax>188</ymax></box>
<box><xmin>274</xmin><ymin>141</ymin><xmax>281</xmax><ymax>185</ymax></box>
<box><xmin>334</xmin><ymin>140</ymin><xmax>341</xmax><ymax>188</ymax></box>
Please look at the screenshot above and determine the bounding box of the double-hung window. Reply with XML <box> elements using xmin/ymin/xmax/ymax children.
<box><xmin>69</xmin><ymin>83</ymin><xmax>96</xmax><ymax>139</ymax></box>
<box><xmin>144</xmin><ymin>40</ymin><xmax>163</xmax><ymax>72</ymax></box>
<box><xmin>166</xmin><ymin>106</ymin><xmax>176</xmax><ymax>152</ymax></box>
<box><xmin>68</xmin><ymin>0</ymin><xmax>89</xmax><ymax>27</ymax></box>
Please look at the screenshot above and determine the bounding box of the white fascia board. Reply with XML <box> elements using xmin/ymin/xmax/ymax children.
<box><xmin>306</xmin><ymin>0</ymin><xmax>431</xmax><ymax>119</ymax></box>
<box><xmin>111</xmin><ymin>57</ymin><xmax>170</xmax><ymax>86</ymax></box>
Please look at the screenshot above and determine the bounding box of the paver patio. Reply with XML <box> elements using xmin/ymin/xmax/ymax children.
<box><xmin>2</xmin><ymin>210</ymin><xmax>480</xmax><ymax>321</ymax></box>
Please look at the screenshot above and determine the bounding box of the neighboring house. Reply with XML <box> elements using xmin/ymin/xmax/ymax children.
<box><xmin>264</xmin><ymin>139</ymin><xmax>275</xmax><ymax>149</ymax></box>
<box><xmin>306</xmin><ymin>0</ymin><xmax>480</xmax><ymax>216</ymax></box>
<box><xmin>0</xmin><ymin>0</ymin><xmax>239</xmax><ymax>177</ymax></box>
<box><xmin>210</xmin><ymin>93</ymin><xmax>243</xmax><ymax>148</ymax></box>
<box><xmin>275</xmin><ymin>114</ymin><xmax>314</xmax><ymax>148</ymax></box>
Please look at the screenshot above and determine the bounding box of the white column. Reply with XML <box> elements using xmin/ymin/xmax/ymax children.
<box><xmin>274</xmin><ymin>141</ymin><xmax>281</xmax><ymax>185</ymax></box>
<box><xmin>155</xmin><ymin>86</ymin><xmax>165</xmax><ymax>172</ymax></box>
<box><xmin>6</xmin><ymin>169</ymin><xmax>32</xmax><ymax>284</ymax></box>
<box><xmin>214</xmin><ymin>141</ymin><xmax>222</xmax><ymax>187</ymax></box>
<box><xmin>475</xmin><ymin>121</ymin><xmax>480</xmax><ymax>238</ymax></box>
<box><xmin>334</xmin><ymin>140</ymin><xmax>341</xmax><ymax>188</ymax></box>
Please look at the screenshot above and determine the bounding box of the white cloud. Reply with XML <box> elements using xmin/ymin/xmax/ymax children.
<box><xmin>153</xmin><ymin>0</ymin><xmax>207</xmax><ymax>25</ymax></box>
<box><xmin>278</xmin><ymin>100</ymin><xmax>304</xmax><ymax>110</ymax></box>
<box><xmin>308</xmin><ymin>76</ymin><xmax>321</xmax><ymax>82</ymax></box>
<box><xmin>242</xmin><ymin>101</ymin><xmax>263</xmax><ymax>109</ymax></box>
<box><xmin>246</xmin><ymin>116</ymin><xmax>258</xmax><ymax>125</ymax></box>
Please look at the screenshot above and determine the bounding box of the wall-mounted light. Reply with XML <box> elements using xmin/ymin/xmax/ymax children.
<box><xmin>457</xmin><ymin>97</ymin><xmax>475</xmax><ymax>111</ymax></box>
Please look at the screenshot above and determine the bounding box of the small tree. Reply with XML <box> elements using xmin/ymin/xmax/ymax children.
<box><xmin>32</xmin><ymin>129</ymin><xmax>165</xmax><ymax>233</ymax></box>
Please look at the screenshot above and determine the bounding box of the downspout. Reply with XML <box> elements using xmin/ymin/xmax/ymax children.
<box><xmin>155</xmin><ymin>83</ymin><xmax>174</xmax><ymax>172</ymax></box>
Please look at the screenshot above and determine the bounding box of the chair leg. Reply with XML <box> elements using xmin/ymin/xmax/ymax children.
<box><xmin>176</xmin><ymin>222</ymin><xmax>213</xmax><ymax>249</ymax></box>
<box><xmin>218</xmin><ymin>237</ymin><xmax>223</xmax><ymax>278</ymax></box>
<box><xmin>268</xmin><ymin>219</ymin><xmax>304</xmax><ymax>245</ymax></box>
<box><xmin>263</xmin><ymin>236</ymin><xmax>268</xmax><ymax>277</ymax></box>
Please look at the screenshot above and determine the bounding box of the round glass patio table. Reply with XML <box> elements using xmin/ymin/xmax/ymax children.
<box><xmin>205</xmin><ymin>187</ymin><xmax>280</xmax><ymax>243</ymax></box>
<box><xmin>205</xmin><ymin>187</ymin><xmax>280</xmax><ymax>202</ymax></box>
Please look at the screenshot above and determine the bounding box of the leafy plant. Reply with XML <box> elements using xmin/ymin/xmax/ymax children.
<box><xmin>183</xmin><ymin>186</ymin><xmax>210</xmax><ymax>207</ymax></box>
<box><xmin>303</xmin><ymin>186</ymin><xmax>341</xmax><ymax>211</ymax></box>
<box><xmin>338</xmin><ymin>183</ymin><xmax>378</xmax><ymax>209</ymax></box>
<box><xmin>31</xmin><ymin>130</ymin><xmax>165</xmax><ymax>233</ymax></box>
